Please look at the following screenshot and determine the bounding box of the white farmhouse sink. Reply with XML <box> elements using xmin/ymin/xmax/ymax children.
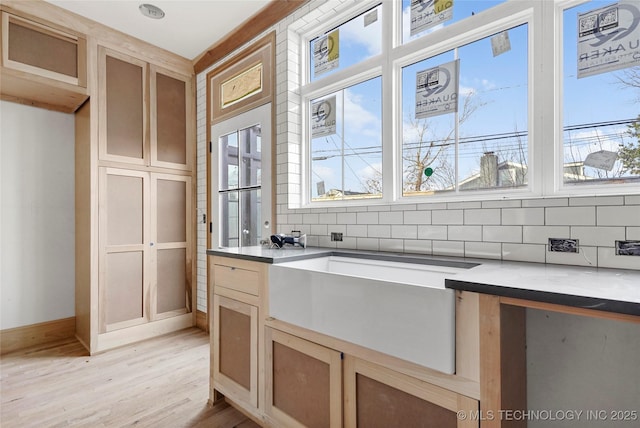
<box><xmin>269</xmin><ymin>255</ymin><xmax>478</xmax><ymax>374</ymax></box>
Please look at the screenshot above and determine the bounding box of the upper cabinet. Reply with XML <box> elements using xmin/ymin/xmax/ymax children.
<box><xmin>0</xmin><ymin>10</ymin><xmax>88</xmax><ymax>113</ymax></box>
<box><xmin>99</xmin><ymin>46</ymin><xmax>193</xmax><ymax>171</ymax></box>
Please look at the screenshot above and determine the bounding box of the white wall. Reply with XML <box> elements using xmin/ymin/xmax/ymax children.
<box><xmin>0</xmin><ymin>101</ymin><xmax>75</xmax><ymax>330</ymax></box>
<box><xmin>527</xmin><ymin>309</ymin><xmax>640</xmax><ymax>428</ymax></box>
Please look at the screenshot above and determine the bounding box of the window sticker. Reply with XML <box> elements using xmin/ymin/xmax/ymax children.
<box><xmin>364</xmin><ymin>9</ymin><xmax>378</xmax><ymax>27</ymax></box>
<box><xmin>415</xmin><ymin>59</ymin><xmax>459</xmax><ymax>119</ymax></box>
<box><xmin>491</xmin><ymin>31</ymin><xmax>511</xmax><ymax>57</ymax></box>
<box><xmin>410</xmin><ymin>0</ymin><xmax>454</xmax><ymax>36</ymax></box>
<box><xmin>313</xmin><ymin>30</ymin><xmax>340</xmax><ymax>76</ymax></box>
<box><xmin>577</xmin><ymin>0</ymin><xmax>640</xmax><ymax>78</ymax></box>
<box><xmin>311</xmin><ymin>96</ymin><xmax>337</xmax><ymax>137</ymax></box>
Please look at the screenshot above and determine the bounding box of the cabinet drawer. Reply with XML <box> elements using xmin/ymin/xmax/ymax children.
<box><xmin>213</xmin><ymin>263</ymin><xmax>260</xmax><ymax>296</ymax></box>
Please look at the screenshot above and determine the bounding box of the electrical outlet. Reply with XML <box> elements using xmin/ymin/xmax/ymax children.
<box><xmin>615</xmin><ymin>240</ymin><xmax>640</xmax><ymax>256</ymax></box>
<box><xmin>331</xmin><ymin>232</ymin><xmax>343</xmax><ymax>242</ymax></box>
<box><xmin>548</xmin><ymin>238</ymin><xmax>579</xmax><ymax>253</ymax></box>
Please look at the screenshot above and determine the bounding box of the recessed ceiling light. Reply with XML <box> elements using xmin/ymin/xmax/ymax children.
<box><xmin>139</xmin><ymin>4</ymin><xmax>165</xmax><ymax>20</ymax></box>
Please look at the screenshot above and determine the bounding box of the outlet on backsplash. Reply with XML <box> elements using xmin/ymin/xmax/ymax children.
<box><xmin>548</xmin><ymin>238</ymin><xmax>579</xmax><ymax>253</ymax></box>
<box><xmin>331</xmin><ymin>232</ymin><xmax>343</xmax><ymax>242</ymax></box>
<box><xmin>615</xmin><ymin>240</ymin><xmax>640</xmax><ymax>256</ymax></box>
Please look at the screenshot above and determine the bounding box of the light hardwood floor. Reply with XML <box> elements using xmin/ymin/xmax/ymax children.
<box><xmin>0</xmin><ymin>327</ymin><xmax>260</xmax><ymax>428</ymax></box>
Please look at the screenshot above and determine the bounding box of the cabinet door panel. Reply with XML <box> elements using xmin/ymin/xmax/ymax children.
<box><xmin>107</xmin><ymin>174</ymin><xmax>144</xmax><ymax>245</ymax></box>
<box><xmin>151</xmin><ymin>65</ymin><xmax>192</xmax><ymax>170</ymax></box>
<box><xmin>8</xmin><ymin>20</ymin><xmax>77</xmax><ymax>78</ymax></box>
<box><xmin>213</xmin><ymin>295</ymin><xmax>258</xmax><ymax>408</ymax></box>
<box><xmin>157</xmin><ymin>248</ymin><xmax>187</xmax><ymax>313</ymax></box>
<box><xmin>273</xmin><ymin>341</ymin><xmax>331</xmax><ymax>428</ymax></box>
<box><xmin>105</xmin><ymin>251</ymin><xmax>144</xmax><ymax>325</ymax></box>
<box><xmin>106</xmin><ymin>55</ymin><xmax>144</xmax><ymax>159</ymax></box>
<box><xmin>219</xmin><ymin>306</ymin><xmax>252</xmax><ymax>389</ymax></box>
<box><xmin>156</xmin><ymin>73</ymin><xmax>186</xmax><ymax>164</ymax></box>
<box><xmin>266</xmin><ymin>328</ymin><xmax>342</xmax><ymax>428</ymax></box>
<box><xmin>156</xmin><ymin>178</ymin><xmax>186</xmax><ymax>243</ymax></box>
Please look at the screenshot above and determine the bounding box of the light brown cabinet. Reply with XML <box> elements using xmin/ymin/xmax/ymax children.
<box><xmin>0</xmin><ymin>10</ymin><xmax>88</xmax><ymax>112</ymax></box>
<box><xmin>75</xmin><ymin>45</ymin><xmax>195</xmax><ymax>354</ymax></box>
<box><xmin>98</xmin><ymin>46</ymin><xmax>193</xmax><ymax>171</ymax></box>
<box><xmin>265</xmin><ymin>328</ymin><xmax>342</xmax><ymax>428</ymax></box>
<box><xmin>210</xmin><ymin>256</ymin><xmax>268</xmax><ymax>420</ymax></box>
<box><xmin>99</xmin><ymin>168</ymin><xmax>192</xmax><ymax>334</ymax></box>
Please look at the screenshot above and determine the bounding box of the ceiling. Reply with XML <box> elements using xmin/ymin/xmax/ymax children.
<box><xmin>45</xmin><ymin>0</ymin><xmax>273</xmax><ymax>60</ymax></box>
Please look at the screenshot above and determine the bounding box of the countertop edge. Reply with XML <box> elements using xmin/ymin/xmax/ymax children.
<box><xmin>445</xmin><ymin>279</ymin><xmax>640</xmax><ymax>317</ymax></box>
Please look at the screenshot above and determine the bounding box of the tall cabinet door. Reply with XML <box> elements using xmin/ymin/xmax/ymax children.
<box><xmin>99</xmin><ymin>168</ymin><xmax>150</xmax><ymax>332</ymax></box>
<box><xmin>150</xmin><ymin>65</ymin><xmax>192</xmax><ymax>171</ymax></box>
<box><xmin>151</xmin><ymin>173</ymin><xmax>192</xmax><ymax>319</ymax></box>
<box><xmin>98</xmin><ymin>47</ymin><xmax>148</xmax><ymax>165</ymax></box>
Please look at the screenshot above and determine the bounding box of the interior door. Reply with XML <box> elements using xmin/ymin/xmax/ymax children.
<box><xmin>211</xmin><ymin>103</ymin><xmax>271</xmax><ymax>248</ymax></box>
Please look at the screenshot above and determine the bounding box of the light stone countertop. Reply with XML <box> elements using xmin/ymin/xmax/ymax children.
<box><xmin>207</xmin><ymin>246</ymin><xmax>640</xmax><ymax>316</ymax></box>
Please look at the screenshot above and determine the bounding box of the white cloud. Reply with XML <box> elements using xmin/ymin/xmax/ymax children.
<box><xmin>340</xmin><ymin>7</ymin><xmax>381</xmax><ymax>56</ymax></box>
<box><xmin>343</xmin><ymin>89</ymin><xmax>381</xmax><ymax>138</ymax></box>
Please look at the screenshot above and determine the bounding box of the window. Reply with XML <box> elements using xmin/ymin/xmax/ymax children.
<box><xmin>401</xmin><ymin>0</ymin><xmax>507</xmax><ymax>44</ymax></box>
<box><xmin>401</xmin><ymin>24</ymin><xmax>529</xmax><ymax>195</ymax></box>
<box><xmin>309</xmin><ymin>4</ymin><xmax>382</xmax><ymax>82</ymax></box>
<box><xmin>310</xmin><ymin>77</ymin><xmax>383</xmax><ymax>201</ymax></box>
<box><xmin>561</xmin><ymin>1</ymin><xmax>640</xmax><ymax>187</ymax></box>
<box><xmin>294</xmin><ymin>0</ymin><xmax>639</xmax><ymax>207</ymax></box>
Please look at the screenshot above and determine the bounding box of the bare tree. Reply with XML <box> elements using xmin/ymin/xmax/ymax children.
<box><xmin>403</xmin><ymin>92</ymin><xmax>485</xmax><ymax>193</ymax></box>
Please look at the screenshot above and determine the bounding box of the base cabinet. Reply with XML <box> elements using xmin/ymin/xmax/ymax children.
<box><xmin>265</xmin><ymin>328</ymin><xmax>342</xmax><ymax>428</ymax></box>
<box><xmin>344</xmin><ymin>356</ymin><xmax>479</xmax><ymax>428</ymax></box>
<box><xmin>265</xmin><ymin>327</ymin><xmax>478</xmax><ymax>428</ymax></box>
<box><xmin>212</xmin><ymin>294</ymin><xmax>258</xmax><ymax>408</ymax></box>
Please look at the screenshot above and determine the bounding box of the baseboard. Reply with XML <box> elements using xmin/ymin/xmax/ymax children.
<box><xmin>196</xmin><ymin>310</ymin><xmax>208</xmax><ymax>332</ymax></box>
<box><xmin>0</xmin><ymin>317</ymin><xmax>76</xmax><ymax>355</ymax></box>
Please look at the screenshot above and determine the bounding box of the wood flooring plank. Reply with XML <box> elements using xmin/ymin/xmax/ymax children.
<box><xmin>0</xmin><ymin>328</ymin><xmax>256</xmax><ymax>427</ymax></box>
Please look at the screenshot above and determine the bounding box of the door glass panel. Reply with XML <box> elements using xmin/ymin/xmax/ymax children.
<box><xmin>239</xmin><ymin>124</ymin><xmax>262</xmax><ymax>187</ymax></box>
<box><xmin>240</xmin><ymin>189</ymin><xmax>261</xmax><ymax>247</ymax></box>
<box><xmin>220</xmin><ymin>191</ymin><xmax>239</xmax><ymax>248</ymax></box>
<box><xmin>220</xmin><ymin>131</ymin><xmax>239</xmax><ymax>190</ymax></box>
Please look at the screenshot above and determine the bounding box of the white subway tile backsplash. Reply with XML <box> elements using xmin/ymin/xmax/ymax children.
<box><xmin>597</xmin><ymin>247</ymin><xmax>640</xmax><ymax>270</ymax></box>
<box><xmin>502</xmin><ymin>243</ymin><xmax>546</xmax><ymax>263</ymax></box>
<box><xmin>418</xmin><ymin>202</ymin><xmax>447</xmax><ymax>210</ymax></box>
<box><xmin>336</xmin><ymin>237</ymin><xmax>357</xmax><ymax>249</ymax></box>
<box><xmin>392</xmin><ymin>204</ymin><xmax>415</xmax><ymax>211</ymax></box>
<box><xmin>391</xmin><ymin>225</ymin><xmax>418</xmax><ymax>239</ymax></box>
<box><xmin>367</xmin><ymin>205</ymin><xmax>391</xmax><ymax>212</ymax></box>
<box><xmin>418</xmin><ymin>225</ymin><xmax>448</xmax><ymax>240</ymax></box>
<box><xmin>432</xmin><ymin>240</ymin><xmax>464</xmax><ymax>257</ymax></box>
<box><xmin>448</xmin><ymin>225</ymin><xmax>482</xmax><ymax>242</ymax></box>
<box><xmin>502</xmin><ymin>208</ymin><xmax>544</xmax><ymax>225</ymax></box>
<box><xmin>447</xmin><ymin>201</ymin><xmax>482</xmax><ymax>209</ymax></box>
<box><xmin>404</xmin><ymin>239</ymin><xmax>432</xmax><ymax>255</ymax></box>
<box><xmin>357</xmin><ymin>212</ymin><xmax>379</xmax><ymax>224</ymax></box>
<box><xmin>570</xmin><ymin>226</ymin><xmax>625</xmax><ymax>247</ymax></box>
<box><xmin>464</xmin><ymin>242</ymin><xmax>502</xmax><ymax>260</ymax></box>
<box><xmin>523</xmin><ymin>226</ymin><xmax>570</xmax><ymax>244</ymax></box>
<box><xmin>597</xmin><ymin>205</ymin><xmax>640</xmax><ymax>226</ymax></box>
<box><xmin>379</xmin><ymin>239</ymin><xmax>404</xmax><ymax>252</ymax></box>
<box><xmin>379</xmin><ymin>211</ymin><xmax>404</xmax><ymax>224</ymax></box>
<box><xmin>318</xmin><ymin>213</ymin><xmax>337</xmax><ymax>224</ymax></box>
<box><xmin>483</xmin><ymin>226</ymin><xmax>522</xmax><ymax>243</ymax></box>
<box><xmin>337</xmin><ymin>212</ymin><xmax>357</xmax><ymax>224</ymax></box>
<box><xmin>368</xmin><ymin>225</ymin><xmax>391</xmax><ymax>238</ymax></box>
<box><xmin>545</xmin><ymin>207</ymin><xmax>595</xmax><ymax>226</ymax></box>
<box><xmin>464</xmin><ymin>209</ymin><xmax>501</xmax><ymax>225</ymax></box>
<box><xmin>432</xmin><ymin>209</ymin><xmax>463</xmax><ymax>225</ymax></box>
<box><xmin>569</xmin><ymin>196</ymin><xmax>624</xmax><ymax>206</ymax></box>
<box><xmin>310</xmin><ymin>224</ymin><xmax>328</xmax><ymax>236</ymax></box>
<box><xmin>628</xmin><ymin>227</ymin><xmax>640</xmax><ymax>239</ymax></box>
<box><xmin>546</xmin><ymin>246</ymin><xmax>597</xmax><ymax>268</ymax></box>
<box><xmin>356</xmin><ymin>237</ymin><xmax>379</xmax><ymax>251</ymax></box>
<box><xmin>317</xmin><ymin>235</ymin><xmax>336</xmax><ymax>248</ymax></box>
<box><xmin>522</xmin><ymin>198</ymin><xmax>568</xmax><ymax>207</ymax></box>
<box><xmin>346</xmin><ymin>224</ymin><xmax>368</xmax><ymax>237</ymax></box>
<box><xmin>625</xmin><ymin>195</ymin><xmax>640</xmax><ymax>205</ymax></box>
<box><xmin>482</xmin><ymin>199</ymin><xmax>522</xmax><ymax>208</ymax></box>
<box><xmin>404</xmin><ymin>210</ymin><xmax>432</xmax><ymax>224</ymax></box>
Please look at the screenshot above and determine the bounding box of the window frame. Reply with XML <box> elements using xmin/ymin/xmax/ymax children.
<box><xmin>294</xmin><ymin>0</ymin><xmax>639</xmax><ymax>209</ymax></box>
